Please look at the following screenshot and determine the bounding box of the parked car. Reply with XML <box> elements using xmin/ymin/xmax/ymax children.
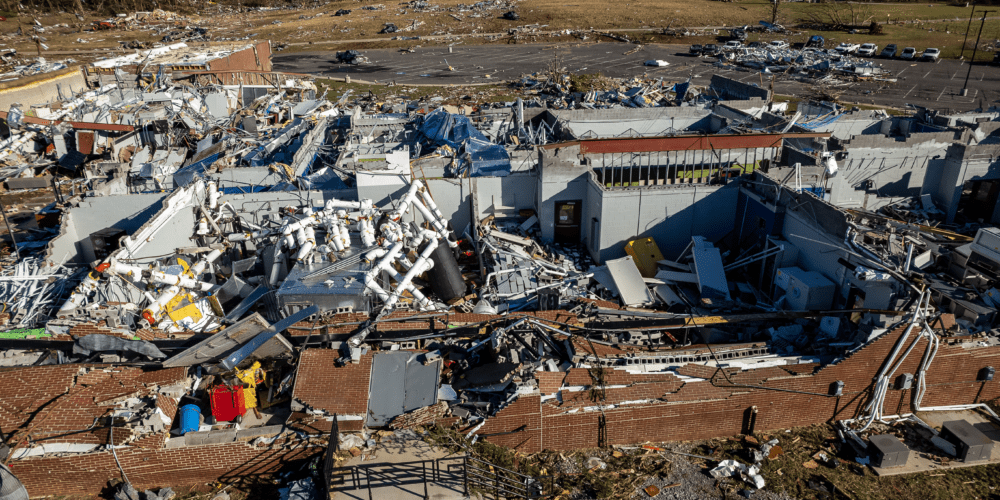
<box><xmin>834</xmin><ymin>42</ymin><xmax>860</xmax><ymax>54</ymax></box>
<box><xmin>702</xmin><ymin>44</ymin><xmax>719</xmax><ymax>56</ymax></box>
<box><xmin>921</xmin><ymin>48</ymin><xmax>940</xmax><ymax>62</ymax></box>
<box><xmin>880</xmin><ymin>44</ymin><xmax>898</xmax><ymax>58</ymax></box>
<box><xmin>805</xmin><ymin>35</ymin><xmax>825</xmax><ymax>48</ymax></box>
<box><xmin>857</xmin><ymin>43</ymin><xmax>878</xmax><ymax>57</ymax></box>
<box><xmin>769</xmin><ymin>40</ymin><xmax>790</xmax><ymax>50</ymax></box>
<box><xmin>724</xmin><ymin>40</ymin><xmax>743</xmax><ymax>50</ymax></box>
<box><xmin>730</xmin><ymin>27</ymin><xmax>748</xmax><ymax>41</ymax></box>
<box><xmin>900</xmin><ymin>47</ymin><xmax>918</xmax><ymax>60</ymax></box>
<box><xmin>689</xmin><ymin>44</ymin><xmax>703</xmax><ymax>56</ymax></box>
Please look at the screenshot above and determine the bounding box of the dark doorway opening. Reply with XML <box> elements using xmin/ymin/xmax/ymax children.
<box><xmin>958</xmin><ymin>179</ymin><xmax>1000</xmax><ymax>223</ymax></box>
<box><xmin>554</xmin><ymin>200</ymin><xmax>582</xmax><ymax>243</ymax></box>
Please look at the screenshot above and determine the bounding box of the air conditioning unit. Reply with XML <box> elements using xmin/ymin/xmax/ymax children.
<box><xmin>971</xmin><ymin>227</ymin><xmax>1000</xmax><ymax>265</ymax></box>
<box><xmin>775</xmin><ymin>267</ymin><xmax>835</xmax><ymax>311</ymax></box>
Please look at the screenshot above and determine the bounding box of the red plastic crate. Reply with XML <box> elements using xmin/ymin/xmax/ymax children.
<box><xmin>210</xmin><ymin>384</ymin><xmax>246</xmax><ymax>422</ymax></box>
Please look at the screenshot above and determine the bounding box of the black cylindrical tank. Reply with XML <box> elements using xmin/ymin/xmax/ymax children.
<box><xmin>426</xmin><ymin>242</ymin><xmax>465</xmax><ymax>302</ymax></box>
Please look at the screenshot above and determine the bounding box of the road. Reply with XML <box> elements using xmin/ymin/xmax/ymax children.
<box><xmin>274</xmin><ymin>43</ymin><xmax>1000</xmax><ymax>112</ymax></box>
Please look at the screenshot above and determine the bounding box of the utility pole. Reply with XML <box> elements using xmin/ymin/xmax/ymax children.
<box><xmin>961</xmin><ymin>10</ymin><xmax>995</xmax><ymax>96</ymax></box>
<box><xmin>961</xmin><ymin>1</ymin><xmax>977</xmax><ymax>60</ymax></box>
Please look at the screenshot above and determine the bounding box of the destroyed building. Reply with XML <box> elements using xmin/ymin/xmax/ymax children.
<box><xmin>0</xmin><ymin>55</ymin><xmax>997</xmax><ymax>498</ymax></box>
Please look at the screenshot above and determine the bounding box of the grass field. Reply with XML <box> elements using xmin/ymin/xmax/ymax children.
<box><xmin>696</xmin><ymin>421</ymin><xmax>1000</xmax><ymax>500</ymax></box>
<box><xmin>4</xmin><ymin>1</ymin><xmax>997</xmax><ymax>63</ymax></box>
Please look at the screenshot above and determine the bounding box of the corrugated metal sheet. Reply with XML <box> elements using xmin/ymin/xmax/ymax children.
<box><xmin>161</xmin><ymin>313</ymin><xmax>293</xmax><ymax>367</ymax></box>
<box><xmin>366</xmin><ymin>351</ymin><xmax>441</xmax><ymax>426</ymax></box>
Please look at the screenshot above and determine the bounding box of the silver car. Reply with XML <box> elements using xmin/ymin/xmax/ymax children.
<box><xmin>921</xmin><ymin>48</ymin><xmax>940</xmax><ymax>62</ymax></box>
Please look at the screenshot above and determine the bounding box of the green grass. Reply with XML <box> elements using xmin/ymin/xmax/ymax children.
<box><xmin>696</xmin><ymin>422</ymin><xmax>1000</xmax><ymax>500</ymax></box>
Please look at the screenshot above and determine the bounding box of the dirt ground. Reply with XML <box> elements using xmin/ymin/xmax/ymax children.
<box><xmin>0</xmin><ymin>0</ymin><xmax>994</xmax><ymax>64</ymax></box>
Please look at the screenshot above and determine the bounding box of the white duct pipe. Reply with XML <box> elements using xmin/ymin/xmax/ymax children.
<box><xmin>296</xmin><ymin>226</ymin><xmax>316</xmax><ymax>261</ymax></box>
<box><xmin>360</xmin><ymin>217</ymin><xmax>376</xmax><ymax>248</ymax></box>
<box><xmin>385</xmin><ymin>236</ymin><xmax>438</xmax><ymax>310</ymax></box>
<box><xmin>411</xmin><ymin>198</ymin><xmax>456</xmax><ymax>247</ymax></box>
<box><xmin>141</xmin><ymin>285</ymin><xmax>182</xmax><ymax>327</ymax></box>
<box><xmin>139</xmin><ymin>249</ymin><xmax>222</xmax><ymax>328</ymax></box>
<box><xmin>106</xmin><ymin>259</ymin><xmax>216</xmax><ymax>292</ymax></box>
<box><xmin>0</xmin><ymin>132</ymin><xmax>37</xmax><ymax>160</ymax></box>
<box><xmin>325</xmin><ymin>198</ymin><xmax>373</xmax><ymax>211</ymax></box>
<box><xmin>325</xmin><ymin>215</ymin><xmax>346</xmax><ymax>252</ymax></box>
<box><xmin>363</xmin><ymin>243</ymin><xmax>405</xmax><ymax>302</ymax></box>
<box><xmin>380</xmin><ymin>220</ymin><xmax>405</xmax><ymax>244</ymax></box>
<box><xmin>207</xmin><ymin>181</ymin><xmax>221</xmax><ymax>210</ymax></box>
<box><xmin>57</xmin><ymin>272</ymin><xmax>101</xmax><ymax>317</ymax></box>
<box><xmin>390</xmin><ymin>181</ymin><xmax>423</xmax><ymax>221</ymax></box>
<box><xmin>386</xmin><ymin>263</ymin><xmax>432</xmax><ymax>309</ymax></box>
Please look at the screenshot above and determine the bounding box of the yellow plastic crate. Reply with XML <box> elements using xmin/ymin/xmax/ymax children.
<box><xmin>624</xmin><ymin>237</ymin><xmax>665</xmax><ymax>278</ymax></box>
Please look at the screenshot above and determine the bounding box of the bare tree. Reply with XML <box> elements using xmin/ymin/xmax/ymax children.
<box><xmin>771</xmin><ymin>0</ymin><xmax>781</xmax><ymax>25</ymax></box>
<box><xmin>800</xmin><ymin>2</ymin><xmax>876</xmax><ymax>30</ymax></box>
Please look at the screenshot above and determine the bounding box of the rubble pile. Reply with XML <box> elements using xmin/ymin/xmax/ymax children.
<box><xmin>715</xmin><ymin>46</ymin><xmax>894</xmax><ymax>82</ymax></box>
<box><xmin>0</xmin><ymin>41</ymin><xmax>997</xmax><ymax>500</ymax></box>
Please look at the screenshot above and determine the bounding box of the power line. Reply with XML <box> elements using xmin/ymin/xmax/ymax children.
<box><xmin>961</xmin><ymin>10</ymin><xmax>996</xmax><ymax>97</ymax></box>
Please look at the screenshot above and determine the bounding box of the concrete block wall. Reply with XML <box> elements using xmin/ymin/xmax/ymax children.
<box><xmin>930</xmin><ymin>143</ymin><xmax>1000</xmax><ymax>222</ymax></box>
<box><xmin>593</xmin><ymin>182</ymin><xmax>739</xmax><ymax>261</ymax></box>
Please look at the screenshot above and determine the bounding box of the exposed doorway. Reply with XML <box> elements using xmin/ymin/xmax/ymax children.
<box><xmin>554</xmin><ymin>200</ymin><xmax>582</xmax><ymax>243</ymax></box>
<box><xmin>958</xmin><ymin>179</ymin><xmax>1000</xmax><ymax>223</ymax></box>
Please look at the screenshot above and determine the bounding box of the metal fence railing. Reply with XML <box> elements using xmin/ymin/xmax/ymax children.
<box><xmin>326</xmin><ymin>452</ymin><xmax>550</xmax><ymax>500</ymax></box>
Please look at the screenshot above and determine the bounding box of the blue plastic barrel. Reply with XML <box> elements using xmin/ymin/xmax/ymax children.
<box><xmin>179</xmin><ymin>404</ymin><xmax>201</xmax><ymax>435</ymax></box>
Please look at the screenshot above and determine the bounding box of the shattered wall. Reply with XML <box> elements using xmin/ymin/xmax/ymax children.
<box><xmin>291</xmin><ymin>349</ymin><xmax>372</xmax><ymax>431</ymax></box>
<box><xmin>0</xmin><ymin>67</ymin><xmax>86</xmax><ymax>111</ymax></box>
<box><xmin>476</xmin><ymin>326</ymin><xmax>1000</xmax><ymax>453</ymax></box>
<box><xmin>931</xmin><ymin>142</ymin><xmax>1000</xmax><ymax>222</ymax></box>
<box><xmin>9</xmin><ymin>438</ymin><xmax>320</xmax><ymax>497</ymax></box>
<box><xmin>537</xmin><ymin>144</ymin><xmax>590</xmax><ymax>244</ymax></box>
<box><xmin>206</xmin><ymin>41</ymin><xmax>273</xmax><ymax>72</ymax></box>
<box><xmin>827</xmin><ymin>133</ymin><xmax>956</xmax><ymax>210</ymax></box>
<box><xmin>45</xmin><ymin>193</ymin><xmax>169</xmax><ymax>264</ymax></box>
<box><xmin>474</xmin><ymin>173</ymin><xmax>536</xmax><ymax>221</ymax></box>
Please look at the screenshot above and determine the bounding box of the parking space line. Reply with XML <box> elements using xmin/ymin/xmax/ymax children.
<box><xmin>923</xmin><ymin>70</ymin><xmax>932</xmax><ymax>78</ymax></box>
<box><xmin>904</xmin><ymin>85</ymin><xmax>917</xmax><ymax>98</ymax></box>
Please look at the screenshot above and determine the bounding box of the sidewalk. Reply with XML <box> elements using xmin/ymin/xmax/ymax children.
<box><xmin>330</xmin><ymin>430</ymin><xmax>470</xmax><ymax>500</ymax></box>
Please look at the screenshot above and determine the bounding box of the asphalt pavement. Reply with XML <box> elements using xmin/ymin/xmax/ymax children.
<box><xmin>274</xmin><ymin>43</ymin><xmax>1000</xmax><ymax>112</ymax></box>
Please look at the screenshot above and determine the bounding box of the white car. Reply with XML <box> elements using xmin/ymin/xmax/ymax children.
<box><xmin>857</xmin><ymin>43</ymin><xmax>878</xmax><ymax>57</ymax></box>
<box><xmin>724</xmin><ymin>40</ymin><xmax>743</xmax><ymax>50</ymax></box>
<box><xmin>644</xmin><ymin>60</ymin><xmax>669</xmax><ymax>67</ymax></box>
<box><xmin>769</xmin><ymin>40</ymin><xmax>789</xmax><ymax>50</ymax></box>
<box><xmin>900</xmin><ymin>47</ymin><xmax>917</xmax><ymax>60</ymax></box>
<box><xmin>921</xmin><ymin>48</ymin><xmax>940</xmax><ymax>61</ymax></box>
<box><xmin>834</xmin><ymin>42</ymin><xmax>860</xmax><ymax>54</ymax></box>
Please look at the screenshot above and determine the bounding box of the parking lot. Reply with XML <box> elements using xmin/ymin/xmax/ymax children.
<box><xmin>274</xmin><ymin>42</ymin><xmax>999</xmax><ymax>111</ymax></box>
